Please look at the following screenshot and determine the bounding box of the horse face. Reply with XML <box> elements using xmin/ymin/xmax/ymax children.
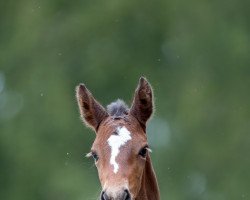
<box><xmin>76</xmin><ymin>77</ymin><xmax>154</xmax><ymax>200</ymax></box>
<box><xmin>90</xmin><ymin>115</ymin><xmax>149</xmax><ymax>199</ymax></box>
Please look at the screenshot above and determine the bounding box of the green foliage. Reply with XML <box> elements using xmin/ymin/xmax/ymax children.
<box><xmin>0</xmin><ymin>0</ymin><xmax>250</xmax><ymax>199</ymax></box>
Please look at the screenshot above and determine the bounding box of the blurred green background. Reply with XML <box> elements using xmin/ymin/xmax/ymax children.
<box><xmin>0</xmin><ymin>0</ymin><xmax>250</xmax><ymax>199</ymax></box>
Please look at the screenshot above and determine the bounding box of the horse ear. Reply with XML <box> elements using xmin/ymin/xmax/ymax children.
<box><xmin>130</xmin><ymin>77</ymin><xmax>154</xmax><ymax>129</ymax></box>
<box><xmin>76</xmin><ymin>84</ymin><xmax>108</xmax><ymax>132</ymax></box>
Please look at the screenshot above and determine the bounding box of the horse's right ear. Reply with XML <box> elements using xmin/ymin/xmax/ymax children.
<box><xmin>76</xmin><ymin>84</ymin><xmax>108</xmax><ymax>132</ymax></box>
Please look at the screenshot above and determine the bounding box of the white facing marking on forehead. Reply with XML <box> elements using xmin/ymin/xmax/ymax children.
<box><xmin>107</xmin><ymin>126</ymin><xmax>132</xmax><ymax>174</ymax></box>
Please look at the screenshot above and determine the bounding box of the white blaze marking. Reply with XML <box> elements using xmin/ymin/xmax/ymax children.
<box><xmin>107</xmin><ymin>126</ymin><xmax>132</xmax><ymax>174</ymax></box>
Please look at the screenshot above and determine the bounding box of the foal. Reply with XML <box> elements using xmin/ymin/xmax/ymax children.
<box><xmin>76</xmin><ymin>77</ymin><xmax>160</xmax><ymax>200</ymax></box>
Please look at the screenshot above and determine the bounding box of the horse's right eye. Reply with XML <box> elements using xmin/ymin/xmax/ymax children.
<box><xmin>92</xmin><ymin>152</ymin><xmax>99</xmax><ymax>162</ymax></box>
<box><xmin>86</xmin><ymin>151</ymin><xmax>99</xmax><ymax>162</ymax></box>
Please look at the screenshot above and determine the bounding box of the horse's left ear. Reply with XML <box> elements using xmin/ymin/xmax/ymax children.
<box><xmin>130</xmin><ymin>77</ymin><xmax>154</xmax><ymax>129</ymax></box>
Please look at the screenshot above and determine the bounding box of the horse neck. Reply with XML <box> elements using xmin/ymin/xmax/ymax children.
<box><xmin>136</xmin><ymin>155</ymin><xmax>160</xmax><ymax>200</ymax></box>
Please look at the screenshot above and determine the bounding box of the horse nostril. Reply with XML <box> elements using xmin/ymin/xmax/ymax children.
<box><xmin>124</xmin><ymin>189</ymin><xmax>131</xmax><ymax>200</ymax></box>
<box><xmin>101</xmin><ymin>191</ymin><xmax>109</xmax><ymax>200</ymax></box>
<box><xmin>101</xmin><ymin>189</ymin><xmax>130</xmax><ymax>200</ymax></box>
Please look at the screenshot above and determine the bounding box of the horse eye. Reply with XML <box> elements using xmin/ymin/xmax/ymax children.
<box><xmin>139</xmin><ymin>147</ymin><xmax>148</xmax><ymax>158</ymax></box>
<box><xmin>92</xmin><ymin>152</ymin><xmax>99</xmax><ymax>162</ymax></box>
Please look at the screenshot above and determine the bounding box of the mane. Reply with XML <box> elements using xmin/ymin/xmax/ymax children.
<box><xmin>107</xmin><ymin>99</ymin><xmax>129</xmax><ymax>117</ymax></box>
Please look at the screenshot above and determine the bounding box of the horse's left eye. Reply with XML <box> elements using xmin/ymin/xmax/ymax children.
<box><xmin>139</xmin><ymin>147</ymin><xmax>148</xmax><ymax>158</ymax></box>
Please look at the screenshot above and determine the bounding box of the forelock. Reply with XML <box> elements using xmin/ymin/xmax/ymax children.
<box><xmin>107</xmin><ymin>99</ymin><xmax>129</xmax><ymax>117</ymax></box>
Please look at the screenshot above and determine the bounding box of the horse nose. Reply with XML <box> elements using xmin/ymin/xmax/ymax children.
<box><xmin>123</xmin><ymin>189</ymin><xmax>131</xmax><ymax>200</ymax></box>
<box><xmin>101</xmin><ymin>189</ymin><xmax>131</xmax><ymax>200</ymax></box>
<box><xmin>101</xmin><ymin>191</ymin><xmax>109</xmax><ymax>200</ymax></box>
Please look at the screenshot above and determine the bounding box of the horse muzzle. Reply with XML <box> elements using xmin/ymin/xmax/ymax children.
<box><xmin>101</xmin><ymin>188</ymin><xmax>131</xmax><ymax>200</ymax></box>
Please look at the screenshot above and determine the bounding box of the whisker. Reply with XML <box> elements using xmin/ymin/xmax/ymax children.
<box><xmin>86</xmin><ymin>152</ymin><xmax>93</xmax><ymax>158</ymax></box>
<box><xmin>146</xmin><ymin>147</ymin><xmax>152</xmax><ymax>153</ymax></box>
